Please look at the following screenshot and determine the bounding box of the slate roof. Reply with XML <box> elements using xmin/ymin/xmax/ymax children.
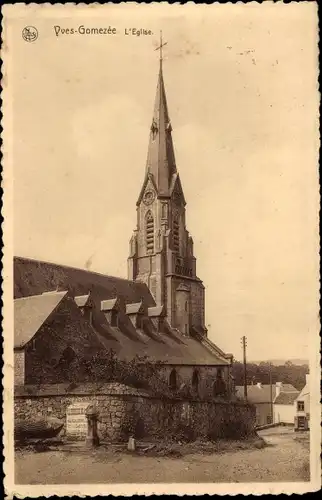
<box><xmin>14</xmin><ymin>256</ymin><xmax>154</xmax><ymax>306</ymax></box>
<box><xmin>143</xmin><ymin>61</ymin><xmax>178</xmax><ymax>199</ymax></box>
<box><xmin>94</xmin><ymin>318</ymin><xmax>229</xmax><ymax>366</ymax></box>
<box><xmin>14</xmin><ymin>291</ymin><xmax>67</xmax><ymax>348</ymax></box>
<box><xmin>235</xmin><ymin>383</ymin><xmax>298</xmax><ymax>404</ymax></box>
<box><xmin>274</xmin><ymin>391</ymin><xmax>299</xmax><ymax>405</ymax></box>
<box><xmin>13</xmin><ymin>257</ymin><xmax>229</xmax><ymax>366</ymax></box>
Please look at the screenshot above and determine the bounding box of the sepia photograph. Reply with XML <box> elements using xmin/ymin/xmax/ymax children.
<box><xmin>2</xmin><ymin>3</ymin><xmax>320</xmax><ymax>497</ymax></box>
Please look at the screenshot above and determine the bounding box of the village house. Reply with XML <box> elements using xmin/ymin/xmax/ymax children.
<box><xmin>236</xmin><ymin>382</ymin><xmax>299</xmax><ymax>427</ymax></box>
<box><xmin>14</xmin><ymin>54</ymin><xmax>234</xmax><ymax>400</ymax></box>
<box><xmin>273</xmin><ymin>389</ymin><xmax>300</xmax><ymax>425</ymax></box>
<box><xmin>294</xmin><ymin>374</ymin><xmax>310</xmax><ymax>431</ymax></box>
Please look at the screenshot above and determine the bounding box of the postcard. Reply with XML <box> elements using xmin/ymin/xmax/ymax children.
<box><xmin>2</xmin><ymin>2</ymin><xmax>320</xmax><ymax>497</ymax></box>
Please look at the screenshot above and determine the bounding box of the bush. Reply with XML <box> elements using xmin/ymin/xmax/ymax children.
<box><xmin>59</xmin><ymin>350</ymin><xmax>175</xmax><ymax>398</ymax></box>
<box><xmin>173</xmin><ymin>422</ymin><xmax>196</xmax><ymax>443</ymax></box>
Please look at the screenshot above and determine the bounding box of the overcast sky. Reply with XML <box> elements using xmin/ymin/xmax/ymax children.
<box><xmin>8</xmin><ymin>3</ymin><xmax>319</xmax><ymax>361</ymax></box>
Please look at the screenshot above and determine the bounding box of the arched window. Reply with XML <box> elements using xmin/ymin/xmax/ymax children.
<box><xmin>169</xmin><ymin>369</ymin><xmax>177</xmax><ymax>391</ymax></box>
<box><xmin>192</xmin><ymin>369</ymin><xmax>199</xmax><ymax>395</ymax></box>
<box><xmin>146</xmin><ymin>211</ymin><xmax>154</xmax><ymax>253</ymax></box>
<box><xmin>58</xmin><ymin>346</ymin><xmax>76</xmax><ymax>371</ymax></box>
<box><xmin>61</xmin><ymin>346</ymin><xmax>76</xmax><ymax>363</ymax></box>
<box><xmin>173</xmin><ymin>216</ymin><xmax>180</xmax><ymax>253</ymax></box>
<box><xmin>213</xmin><ymin>368</ymin><xmax>227</xmax><ymax>397</ymax></box>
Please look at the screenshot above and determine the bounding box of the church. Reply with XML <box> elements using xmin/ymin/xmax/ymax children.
<box><xmin>14</xmin><ymin>47</ymin><xmax>234</xmax><ymax>399</ymax></box>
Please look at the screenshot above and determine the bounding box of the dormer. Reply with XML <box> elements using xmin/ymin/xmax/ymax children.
<box><xmin>74</xmin><ymin>293</ymin><xmax>94</xmax><ymax>326</ymax></box>
<box><xmin>148</xmin><ymin>305</ymin><xmax>165</xmax><ymax>332</ymax></box>
<box><xmin>101</xmin><ymin>297</ymin><xmax>124</xmax><ymax>327</ymax></box>
<box><xmin>126</xmin><ymin>301</ymin><xmax>146</xmax><ymax>329</ymax></box>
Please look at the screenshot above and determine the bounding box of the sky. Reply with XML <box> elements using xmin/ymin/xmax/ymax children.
<box><xmin>7</xmin><ymin>3</ymin><xmax>319</xmax><ymax>361</ymax></box>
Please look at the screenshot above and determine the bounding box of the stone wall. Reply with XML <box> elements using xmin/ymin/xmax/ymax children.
<box><xmin>189</xmin><ymin>279</ymin><xmax>205</xmax><ymax>329</ymax></box>
<box><xmin>23</xmin><ymin>295</ymin><xmax>102</xmax><ymax>385</ymax></box>
<box><xmin>15</xmin><ymin>383</ymin><xmax>256</xmax><ymax>443</ymax></box>
<box><xmin>14</xmin><ymin>351</ymin><xmax>25</xmax><ymax>386</ymax></box>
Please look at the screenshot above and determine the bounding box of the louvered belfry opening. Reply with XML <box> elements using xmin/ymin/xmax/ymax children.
<box><xmin>146</xmin><ymin>211</ymin><xmax>154</xmax><ymax>253</ymax></box>
<box><xmin>173</xmin><ymin>217</ymin><xmax>180</xmax><ymax>253</ymax></box>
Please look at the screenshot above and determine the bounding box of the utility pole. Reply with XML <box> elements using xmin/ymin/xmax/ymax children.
<box><xmin>241</xmin><ymin>336</ymin><xmax>248</xmax><ymax>401</ymax></box>
<box><xmin>269</xmin><ymin>362</ymin><xmax>273</xmax><ymax>423</ymax></box>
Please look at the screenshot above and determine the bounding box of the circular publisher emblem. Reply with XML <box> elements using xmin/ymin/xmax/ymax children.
<box><xmin>22</xmin><ymin>26</ymin><xmax>38</xmax><ymax>43</ymax></box>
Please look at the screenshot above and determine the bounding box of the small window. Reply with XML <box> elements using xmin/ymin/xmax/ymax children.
<box><xmin>192</xmin><ymin>370</ymin><xmax>199</xmax><ymax>395</ymax></box>
<box><xmin>169</xmin><ymin>369</ymin><xmax>177</xmax><ymax>391</ymax></box>
<box><xmin>267</xmin><ymin>415</ymin><xmax>273</xmax><ymax>424</ymax></box>
<box><xmin>136</xmin><ymin>314</ymin><xmax>143</xmax><ymax>329</ymax></box>
<box><xmin>111</xmin><ymin>309</ymin><xmax>118</xmax><ymax>327</ymax></box>
<box><xmin>297</xmin><ymin>416</ymin><xmax>306</xmax><ymax>429</ymax></box>
<box><xmin>31</xmin><ymin>339</ymin><xmax>37</xmax><ymax>351</ymax></box>
<box><xmin>185</xmin><ymin>301</ymin><xmax>188</xmax><ymax>312</ymax></box>
<box><xmin>213</xmin><ymin>369</ymin><xmax>227</xmax><ymax>397</ymax></box>
<box><xmin>297</xmin><ymin>401</ymin><xmax>305</xmax><ymax>412</ymax></box>
<box><xmin>84</xmin><ymin>307</ymin><xmax>93</xmax><ymax>326</ymax></box>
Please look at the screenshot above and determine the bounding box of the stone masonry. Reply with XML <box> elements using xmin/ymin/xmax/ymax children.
<box><xmin>15</xmin><ymin>383</ymin><xmax>256</xmax><ymax>442</ymax></box>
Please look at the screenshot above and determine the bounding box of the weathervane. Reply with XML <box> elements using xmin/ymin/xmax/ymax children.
<box><xmin>155</xmin><ymin>30</ymin><xmax>167</xmax><ymax>63</ymax></box>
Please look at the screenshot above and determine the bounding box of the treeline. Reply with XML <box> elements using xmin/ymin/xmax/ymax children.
<box><xmin>232</xmin><ymin>361</ymin><xmax>309</xmax><ymax>390</ymax></box>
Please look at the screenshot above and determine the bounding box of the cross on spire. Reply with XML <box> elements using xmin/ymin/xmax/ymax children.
<box><xmin>155</xmin><ymin>30</ymin><xmax>167</xmax><ymax>63</ymax></box>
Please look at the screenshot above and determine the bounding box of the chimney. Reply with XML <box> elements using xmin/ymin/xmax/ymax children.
<box><xmin>275</xmin><ymin>381</ymin><xmax>283</xmax><ymax>397</ymax></box>
<box><xmin>257</xmin><ymin>382</ymin><xmax>262</xmax><ymax>389</ymax></box>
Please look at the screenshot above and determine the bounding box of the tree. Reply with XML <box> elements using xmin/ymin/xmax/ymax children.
<box><xmin>232</xmin><ymin>360</ymin><xmax>307</xmax><ymax>390</ymax></box>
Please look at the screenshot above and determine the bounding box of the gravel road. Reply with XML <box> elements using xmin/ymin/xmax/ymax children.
<box><xmin>15</xmin><ymin>426</ymin><xmax>309</xmax><ymax>484</ymax></box>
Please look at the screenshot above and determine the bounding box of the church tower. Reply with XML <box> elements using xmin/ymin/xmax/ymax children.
<box><xmin>128</xmin><ymin>37</ymin><xmax>207</xmax><ymax>336</ymax></box>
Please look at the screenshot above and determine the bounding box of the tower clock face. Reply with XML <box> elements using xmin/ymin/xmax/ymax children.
<box><xmin>143</xmin><ymin>190</ymin><xmax>155</xmax><ymax>205</ymax></box>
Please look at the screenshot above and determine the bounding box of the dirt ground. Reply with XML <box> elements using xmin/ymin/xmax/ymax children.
<box><xmin>15</xmin><ymin>426</ymin><xmax>310</xmax><ymax>484</ymax></box>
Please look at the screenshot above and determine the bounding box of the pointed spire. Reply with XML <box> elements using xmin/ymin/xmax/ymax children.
<box><xmin>146</xmin><ymin>33</ymin><xmax>177</xmax><ymax>196</ymax></box>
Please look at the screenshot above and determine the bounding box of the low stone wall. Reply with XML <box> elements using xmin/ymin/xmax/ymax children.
<box><xmin>15</xmin><ymin>383</ymin><xmax>256</xmax><ymax>442</ymax></box>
